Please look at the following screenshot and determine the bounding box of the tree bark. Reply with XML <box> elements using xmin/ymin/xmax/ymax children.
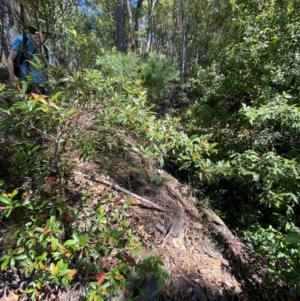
<box><xmin>180</xmin><ymin>0</ymin><xmax>186</xmax><ymax>83</ymax></box>
<box><xmin>116</xmin><ymin>0</ymin><xmax>126</xmax><ymax>53</ymax></box>
<box><xmin>134</xmin><ymin>0</ymin><xmax>144</xmax><ymax>51</ymax></box>
<box><xmin>144</xmin><ymin>0</ymin><xmax>158</xmax><ymax>57</ymax></box>
<box><xmin>125</xmin><ymin>0</ymin><xmax>135</xmax><ymax>51</ymax></box>
<box><xmin>0</xmin><ymin>0</ymin><xmax>18</xmax><ymax>60</ymax></box>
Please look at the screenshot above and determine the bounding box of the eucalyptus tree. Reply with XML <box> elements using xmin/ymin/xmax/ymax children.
<box><xmin>116</xmin><ymin>0</ymin><xmax>126</xmax><ymax>52</ymax></box>
<box><xmin>138</xmin><ymin>0</ymin><xmax>235</xmax><ymax>82</ymax></box>
<box><xmin>0</xmin><ymin>0</ymin><xmax>18</xmax><ymax>60</ymax></box>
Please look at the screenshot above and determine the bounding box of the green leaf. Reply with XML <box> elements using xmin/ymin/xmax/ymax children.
<box><xmin>64</xmin><ymin>239</ymin><xmax>78</xmax><ymax>248</ymax></box>
<box><xmin>72</xmin><ymin>232</ymin><xmax>79</xmax><ymax>243</ymax></box>
<box><xmin>58</xmin><ymin>269</ymin><xmax>70</xmax><ymax>277</ymax></box>
<box><xmin>100</xmin><ymin>281</ymin><xmax>111</xmax><ymax>289</ymax></box>
<box><xmin>51</xmin><ymin>92</ymin><xmax>62</xmax><ymax>101</ymax></box>
<box><xmin>121</xmin><ymin>221</ymin><xmax>130</xmax><ymax>228</ymax></box>
<box><xmin>66</xmin><ymin>108</ymin><xmax>78</xmax><ymax>117</ymax></box>
<box><xmin>49</xmin><ymin>215</ymin><xmax>57</xmax><ymax>226</ymax></box>
<box><xmin>0</xmin><ymin>195</ymin><xmax>10</xmax><ymax>205</ymax></box>
<box><xmin>51</xmin><ymin>238</ymin><xmax>58</xmax><ymax>251</ymax></box>
<box><xmin>10</xmin><ymin>189</ymin><xmax>18</xmax><ymax>199</ymax></box>
<box><xmin>0</xmin><ymin>107</ymin><xmax>11</xmax><ymax>115</ymax></box>
<box><xmin>78</xmin><ymin>235</ymin><xmax>89</xmax><ymax>247</ymax></box>
<box><xmin>14</xmin><ymin>254</ymin><xmax>28</xmax><ymax>261</ymax></box>
<box><xmin>22</xmin><ymin>200</ymin><xmax>33</xmax><ymax>209</ymax></box>
<box><xmin>10</xmin><ymin>258</ymin><xmax>15</xmax><ymax>269</ymax></box>
<box><xmin>284</xmin><ymin>233</ymin><xmax>300</xmax><ymax>244</ymax></box>
<box><xmin>1</xmin><ymin>257</ymin><xmax>10</xmax><ymax>270</ymax></box>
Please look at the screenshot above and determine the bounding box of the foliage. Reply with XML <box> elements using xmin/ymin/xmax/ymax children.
<box><xmin>96</xmin><ymin>50</ymin><xmax>140</xmax><ymax>82</ymax></box>
<box><xmin>0</xmin><ymin>49</ymin><xmax>211</xmax><ymax>299</ymax></box>
<box><xmin>244</xmin><ymin>227</ymin><xmax>300</xmax><ymax>293</ymax></box>
<box><xmin>140</xmin><ymin>53</ymin><xmax>179</xmax><ymax>102</ymax></box>
<box><xmin>0</xmin><ymin>188</ymin><xmax>168</xmax><ymax>300</ymax></box>
<box><xmin>179</xmin><ymin>0</ymin><xmax>300</xmax><ymax>293</ymax></box>
<box><xmin>3</xmin><ymin>0</ymin><xmax>300</xmax><ymax>296</ymax></box>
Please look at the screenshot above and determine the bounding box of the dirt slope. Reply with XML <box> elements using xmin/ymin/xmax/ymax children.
<box><xmin>62</xmin><ymin>145</ymin><xmax>269</xmax><ymax>301</ymax></box>
<box><xmin>0</xmin><ymin>107</ymin><xmax>283</xmax><ymax>301</ymax></box>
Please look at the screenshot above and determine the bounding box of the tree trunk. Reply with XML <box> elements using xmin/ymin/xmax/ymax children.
<box><xmin>134</xmin><ymin>0</ymin><xmax>144</xmax><ymax>51</ymax></box>
<box><xmin>116</xmin><ymin>0</ymin><xmax>126</xmax><ymax>53</ymax></box>
<box><xmin>125</xmin><ymin>0</ymin><xmax>135</xmax><ymax>51</ymax></box>
<box><xmin>0</xmin><ymin>0</ymin><xmax>18</xmax><ymax>60</ymax></box>
<box><xmin>144</xmin><ymin>0</ymin><xmax>158</xmax><ymax>57</ymax></box>
<box><xmin>180</xmin><ymin>0</ymin><xmax>186</xmax><ymax>83</ymax></box>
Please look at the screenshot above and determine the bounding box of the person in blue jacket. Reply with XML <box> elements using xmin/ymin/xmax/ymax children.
<box><xmin>6</xmin><ymin>20</ymin><xmax>51</xmax><ymax>94</ymax></box>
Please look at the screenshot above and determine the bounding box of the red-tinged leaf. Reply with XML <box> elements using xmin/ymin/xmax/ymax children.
<box><xmin>45</xmin><ymin>176</ymin><xmax>55</xmax><ymax>183</ymax></box>
<box><xmin>22</xmin><ymin>191</ymin><xmax>31</xmax><ymax>201</ymax></box>
<box><xmin>95</xmin><ymin>272</ymin><xmax>107</xmax><ymax>280</ymax></box>
<box><xmin>97</xmin><ymin>276</ymin><xmax>106</xmax><ymax>286</ymax></box>
<box><xmin>48</xmin><ymin>100</ymin><xmax>59</xmax><ymax>110</ymax></box>
<box><xmin>114</xmin><ymin>200</ymin><xmax>123</xmax><ymax>206</ymax></box>
<box><xmin>65</xmin><ymin>251</ymin><xmax>72</xmax><ymax>258</ymax></box>
<box><xmin>0</xmin><ymin>206</ymin><xmax>9</xmax><ymax>210</ymax></box>
<box><xmin>39</xmin><ymin>262</ymin><xmax>46</xmax><ymax>270</ymax></box>
<box><xmin>124</xmin><ymin>254</ymin><xmax>136</xmax><ymax>265</ymax></box>
<box><xmin>67</xmin><ymin>118</ymin><xmax>77</xmax><ymax>124</ymax></box>
<box><xmin>37</xmin><ymin>213</ymin><xmax>48</xmax><ymax>221</ymax></box>
<box><xmin>44</xmin><ymin>227</ymin><xmax>52</xmax><ymax>235</ymax></box>
<box><xmin>95</xmin><ymin>272</ymin><xmax>107</xmax><ymax>286</ymax></box>
<box><xmin>109</xmin><ymin>107</ymin><xmax>115</xmax><ymax>116</ymax></box>
<box><xmin>73</xmin><ymin>90</ymin><xmax>78</xmax><ymax>95</ymax></box>
<box><xmin>31</xmin><ymin>92</ymin><xmax>47</xmax><ymax>102</ymax></box>
<box><xmin>67</xmin><ymin>269</ymin><xmax>77</xmax><ymax>279</ymax></box>
<box><xmin>62</xmin><ymin>214</ymin><xmax>73</xmax><ymax>223</ymax></box>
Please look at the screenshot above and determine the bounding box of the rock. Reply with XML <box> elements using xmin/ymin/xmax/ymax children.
<box><xmin>193</xmin><ymin>285</ymin><xmax>207</xmax><ymax>301</ymax></box>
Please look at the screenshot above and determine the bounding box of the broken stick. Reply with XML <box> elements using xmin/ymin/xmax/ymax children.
<box><xmin>73</xmin><ymin>170</ymin><xmax>167</xmax><ymax>212</ymax></box>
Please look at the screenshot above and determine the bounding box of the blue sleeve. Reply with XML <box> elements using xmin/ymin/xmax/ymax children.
<box><xmin>11</xmin><ymin>35</ymin><xmax>23</xmax><ymax>51</ymax></box>
<box><xmin>45</xmin><ymin>45</ymin><xmax>50</xmax><ymax>61</ymax></box>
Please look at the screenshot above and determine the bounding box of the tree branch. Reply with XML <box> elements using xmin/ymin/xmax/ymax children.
<box><xmin>73</xmin><ymin>170</ymin><xmax>167</xmax><ymax>212</ymax></box>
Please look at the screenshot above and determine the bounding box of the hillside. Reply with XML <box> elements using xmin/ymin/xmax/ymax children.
<box><xmin>0</xmin><ymin>121</ymin><xmax>281</xmax><ymax>300</ymax></box>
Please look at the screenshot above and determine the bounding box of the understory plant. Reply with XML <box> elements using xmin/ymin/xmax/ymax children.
<box><xmin>0</xmin><ymin>188</ymin><xmax>168</xmax><ymax>301</ymax></box>
<box><xmin>0</xmin><ymin>50</ymin><xmax>216</xmax><ymax>300</ymax></box>
<box><xmin>179</xmin><ymin>2</ymin><xmax>300</xmax><ymax>293</ymax></box>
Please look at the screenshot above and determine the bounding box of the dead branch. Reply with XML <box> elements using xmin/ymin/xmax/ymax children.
<box><xmin>73</xmin><ymin>170</ymin><xmax>167</xmax><ymax>212</ymax></box>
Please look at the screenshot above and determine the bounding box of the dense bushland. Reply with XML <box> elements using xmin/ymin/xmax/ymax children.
<box><xmin>0</xmin><ymin>42</ymin><xmax>214</xmax><ymax>300</ymax></box>
<box><xmin>181</xmin><ymin>0</ymin><xmax>300</xmax><ymax>292</ymax></box>
<box><xmin>1</xmin><ymin>0</ymin><xmax>300</xmax><ymax>298</ymax></box>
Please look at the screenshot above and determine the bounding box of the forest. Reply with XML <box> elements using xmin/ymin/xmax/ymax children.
<box><xmin>0</xmin><ymin>0</ymin><xmax>299</xmax><ymax>300</ymax></box>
